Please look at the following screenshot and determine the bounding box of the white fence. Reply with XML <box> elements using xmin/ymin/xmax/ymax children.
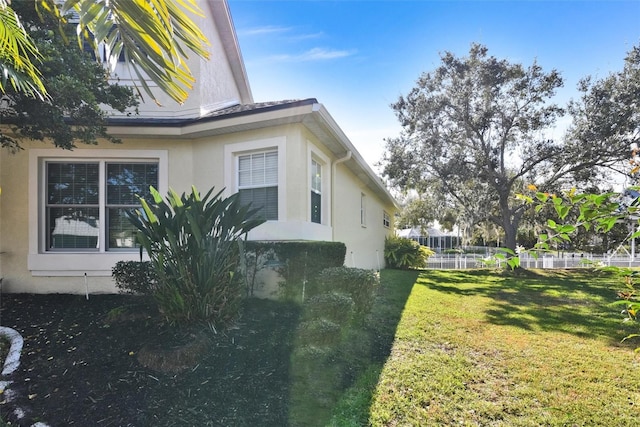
<box><xmin>425</xmin><ymin>253</ymin><xmax>640</xmax><ymax>270</ymax></box>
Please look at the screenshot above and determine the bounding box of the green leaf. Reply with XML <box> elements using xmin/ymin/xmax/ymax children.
<box><xmin>507</xmin><ymin>257</ymin><xmax>520</xmax><ymax>270</ymax></box>
<box><xmin>535</xmin><ymin>192</ymin><xmax>549</xmax><ymax>203</ymax></box>
<box><xmin>140</xmin><ymin>198</ymin><xmax>158</xmax><ymax>224</ymax></box>
<box><xmin>515</xmin><ymin>193</ymin><xmax>533</xmax><ymax>204</ymax></box>
<box><xmin>150</xmin><ymin>186</ymin><xmax>163</xmax><ymax>203</ymax></box>
<box><xmin>554</xmin><ymin>205</ymin><xmax>570</xmax><ymax>220</ymax></box>
<box><xmin>556</xmin><ymin>224</ymin><xmax>576</xmax><ymax>234</ymax></box>
<box><xmin>497</xmin><ymin>247</ymin><xmax>516</xmax><ymax>256</ymax></box>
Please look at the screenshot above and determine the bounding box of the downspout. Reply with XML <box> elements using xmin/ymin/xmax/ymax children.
<box><xmin>331</xmin><ymin>151</ymin><xmax>352</xmax><ymax>241</ymax></box>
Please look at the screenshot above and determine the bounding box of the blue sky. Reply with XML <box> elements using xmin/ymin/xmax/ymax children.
<box><xmin>228</xmin><ymin>0</ymin><xmax>640</xmax><ymax>172</ymax></box>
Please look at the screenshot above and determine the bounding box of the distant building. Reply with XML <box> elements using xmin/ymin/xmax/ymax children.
<box><xmin>397</xmin><ymin>227</ymin><xmax>460</xmax><ymax>252</ymax></box>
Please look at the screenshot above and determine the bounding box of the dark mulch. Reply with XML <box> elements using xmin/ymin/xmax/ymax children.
<box><xmin>0</xmin><ymin>293</ymin><xmax>300</xmax><ymax>426</ymax></box>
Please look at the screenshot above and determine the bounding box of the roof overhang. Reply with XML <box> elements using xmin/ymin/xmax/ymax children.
<box><xmin>106</xmin><ymin>99</ymin><xmax>398</xmax><ymax>209</ymax></box>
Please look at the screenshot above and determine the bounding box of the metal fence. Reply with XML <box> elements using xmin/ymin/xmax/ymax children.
<box><xmin>425</xmin><ymin>253</ymin><xmax>640</xmax><ymax>270</ymax></box>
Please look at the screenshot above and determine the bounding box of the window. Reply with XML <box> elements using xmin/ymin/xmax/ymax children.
<box><xmin>383</xmin><ymin>211</ymin><xmax>391</xmax><ymax>228</ymax></box>
<box><xmin>311</xmin><ymin>159</ymin><xmax>322</xmax><ymax>224</ymax></box>
<box><xmin>360</xmin><ymin>193</ymin><xmax>367</xmax><ymax>226</ymax></box>
<box><xmin>237</xmin><ymin>151</ymin><xmax>278</xmax><ymax>220</ymax></box>
<box><xmin>45</xmin><ymin>161</ymin><xmax>158</xmax><ymax>251</ymax></box>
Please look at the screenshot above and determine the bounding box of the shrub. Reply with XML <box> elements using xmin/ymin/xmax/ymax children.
<box><xmin>296</xmin><ymin>319</ymin><xmax>342</xmax><ymax>347</ymax></box>
<box><xmin>304</xmin><ymin>292</ymin><xmax>355</xmax><ymax>324</ymax></box>
<box><xmin>384</xmin><ymin>235</ymin><xmax>434</xmax><ymax>269</ymax></box>
<box><xmin>317</xmin><ymin>267</ymin><xmax>379</xmax><ymax>315</ymax></box>
<box><xmin>127</xmin><ymin>186</ymin><xmax>264</xmax><ymax>327</ymax></box>
<box><xmin>112</xmin><ymin>261</ymin><xmax>158</xmax><ymax>295</ymax></box>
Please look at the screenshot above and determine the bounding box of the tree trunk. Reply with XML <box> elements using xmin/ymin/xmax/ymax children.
<box><xmin>503</xmin><ymin>221</ymin><xmax>518</xmax><ymax>252</ymax></box>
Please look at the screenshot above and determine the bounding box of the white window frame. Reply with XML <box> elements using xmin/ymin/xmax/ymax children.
<box><xmin>237</xmin><ymin>150</ymin><xmax>279</xmax><ymax>220</ymax></box>
<box><xmin>307</xmin><ymin>145</ymin><xmax>330</xmax><ymax>225</ymax></box>
<box><xmin>28</xmin><ymin>149</ymin><xmax>168</xmax><ymax>276</ymax></box>
<box><xmin>383</xmin><ymin>210</ymin><xmax>391</xmax><ymax>228</ymax></box>
<box><xmin>224</xmin><ymin>137</ymin><xmax>286</xmax><ymax>221</ymax></box>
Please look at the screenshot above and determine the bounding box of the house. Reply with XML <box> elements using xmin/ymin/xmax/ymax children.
<box><xmin>397</xmin><ymin>227</ymin><xmax>460</xmax><ymax>252</ymax></box>
<box><xmin>0</xmin><ymin>0</ymin><xmax>398</xmax><ymax>294</ymax></box>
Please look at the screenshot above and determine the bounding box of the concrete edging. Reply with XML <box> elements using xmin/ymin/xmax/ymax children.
<box><xmin>0</xmin><ymin>326</ymin><xmax>23</xmax><ymax>376</ymax></box>
<box><xmin>0</xmin><ymin>326</ymin><xmax>49</xmax><ymax>427</ymax></box>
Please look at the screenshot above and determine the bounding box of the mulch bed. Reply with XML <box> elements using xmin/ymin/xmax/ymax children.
<box><xmin>0</xmin><ymin>293</ymin><xmax>300</xmax><ymax>426</ymax></box>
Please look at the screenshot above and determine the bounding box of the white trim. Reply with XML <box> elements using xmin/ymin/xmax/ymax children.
<box><xmin>307</xmin><ymin>143</ymin><xmax>331</xmax><ymax>225</ymax></box>
<box><xmin>246</xmin><ymin>220</ymin><xmax>332</xmax><ymax>241</ymax></box>
<box><xmin>224</xmin><ymin>137</ymin><xmax>286</xmax><ymax>221</ymax></box>
<box><xmin>28</xmin><ymin>149</ymin><xmax>168</xmax><ymax>276</ymax></box>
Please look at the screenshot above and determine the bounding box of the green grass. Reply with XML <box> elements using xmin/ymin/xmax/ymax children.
<box><xmin>363</xmin><ymin>268</ymin><xmax>640</xmax><ymax>426</ymax></box>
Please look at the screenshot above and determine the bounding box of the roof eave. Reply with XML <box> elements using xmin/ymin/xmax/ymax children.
<box><xmin>106</xmin><ymin>99</ymin><xmax>398</xmax><ymax>209</ymax></box>
<box><xmin>305</xmin><ymin>104</ymin><xmax>399</xmax><ymax>210</ymax></box>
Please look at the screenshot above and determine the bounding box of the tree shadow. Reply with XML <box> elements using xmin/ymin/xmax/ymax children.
<box><xmin>415</xmin><ymin>268</ymin><xmax>637</xmax><ymax>347</ymax></box>
<box><xmin>367</xmin><ymin>269</ymin><xmax>421</xmax><ymax>364</ymax></box>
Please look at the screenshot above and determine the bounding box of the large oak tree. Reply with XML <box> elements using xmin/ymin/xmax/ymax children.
<box><xmin>566</xmin><ymin>45</ymin><xmax>639</xmax><ymax>174</ymax></box>
<box><xmin>382</xmin><ymin>44</ymin><xmax>629</xmax><ymax>252</ymax></box>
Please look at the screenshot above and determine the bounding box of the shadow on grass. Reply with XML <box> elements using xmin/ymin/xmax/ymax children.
<box><xmin>324</xmin><ymin>269</ymin><xmax>420</xmax><ymax>426</ymax></box>
<box><xmin>416</xmin><ymin>268</ymin><xmax>637</xmax><ymax>347</ymax></box>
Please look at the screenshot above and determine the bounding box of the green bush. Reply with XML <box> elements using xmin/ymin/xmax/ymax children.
<box><xmin>304</xmin><ymin>292</ymin><xmax>355</xmax><ymax>324</ymax></box>
<box><xmin>112</xmin><ymin>261</ymin><xmax>158</xmax><ymax>295</ymax></box>
<box><xmin>384</xmin><ymin>235</ymin><xmax>434</xmax><ymax>269</ymax></box>
<box><xmin>296</xmin><ymin>319</ymin><xmax>342</xmax><ymax>346</ymax></box>
<box><xmin>127</xmin><ymin>186</ymin><xmax>264</xmax><ymax>327</ymax></box>
<box><xmin>443</xmin><ymin>248</ymin><xmax>463</xmax><ymax>254</ymax></box>
<box><xmin>317</xmin><ymin>267</ymin><xmax>379</xmax><ymax>315</ymax></box>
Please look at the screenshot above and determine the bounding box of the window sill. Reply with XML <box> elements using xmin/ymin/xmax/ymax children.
<box><xmin>28</xmin><ymin>252</ymin><xmax>147</xmax><ymax>277</ymax></box>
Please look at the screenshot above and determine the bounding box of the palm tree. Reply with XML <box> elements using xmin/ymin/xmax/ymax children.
<box><xmin>0</xmin><ymin>0</ymin><xmax>209</xmax><ymax>104</ymax></box>
<box><xmin>0</xmin><ymin>1</ymin><xmax>47</xmax><ymax>99</ymax></box>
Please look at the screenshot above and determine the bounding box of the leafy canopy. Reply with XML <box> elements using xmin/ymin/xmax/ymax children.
<box><xmin>0</xmin><ymin>2</ymin><xmax>138</xmax><ymax>151</ymax></box>
<box><xmin>383</xmin><ymin>43</ymin><xmax>565</xmax><ymax>251</ymax></box>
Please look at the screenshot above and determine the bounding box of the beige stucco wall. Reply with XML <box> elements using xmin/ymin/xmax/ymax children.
<box><xmin>0</xmin><ymin>138</ymin><xmax>194</xmax><ymax>293</ymax></box>
<box><xmin>0</xmin><ymin>121</ymin><xmax>395</xmax><ymax>294</ymax></box>
<box><xmin>332</xmin><ymin>164</ymin><xmax>395</xmax><ymax>270</ymax></box>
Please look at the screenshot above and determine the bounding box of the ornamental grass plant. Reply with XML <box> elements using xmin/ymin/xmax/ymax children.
<box><xmin>126</xmin><ymin>186</ymin><xmax>264</xmax><ymax>327</ymax></box>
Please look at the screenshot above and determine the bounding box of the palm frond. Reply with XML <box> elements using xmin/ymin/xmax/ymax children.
<box><xmin>0</xmin><ymin>2</ymin><xmax>47</xmax><ymax>99</ymax></box>
<box><xmin>62</xmin><ymin>0</ymin><xmax>210</xmax><ymax>105</ymax></box>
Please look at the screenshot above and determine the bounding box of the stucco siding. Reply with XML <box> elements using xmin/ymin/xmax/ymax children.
<box><xmin>332</xmin><ymin>163</ymin><xmax>394</xmax><ymax>270</ymax></box>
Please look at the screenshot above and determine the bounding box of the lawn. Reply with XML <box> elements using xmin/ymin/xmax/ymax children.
<box><xmin>1</xmin><ymin>268</ymin><xmax>639</xmax><ymax>426</ymax></box>
<box><xmin>365</xmin><ymin>269</ymin><xmax>640</xmax><ymax>426</ymax></box>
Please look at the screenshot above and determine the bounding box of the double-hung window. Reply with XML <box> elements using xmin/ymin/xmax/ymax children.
<box><xmin>237</xmin><ymin>151</ymin><xmax>278</xmax><ymax>220</ymax></box>
<box><xmin>45</xmin><ymin>161</ymin><xmax>158</xmax><ymax>251</ymax></box>
<box><xmin>311</xmin><ymin>159</ymin><xmax>322</xmax><ymax>224</ymax></box>
<box><xmin>383</xmin><ymin>211</ymin><xmax>391</xmax><ymax>228</ymax></box>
